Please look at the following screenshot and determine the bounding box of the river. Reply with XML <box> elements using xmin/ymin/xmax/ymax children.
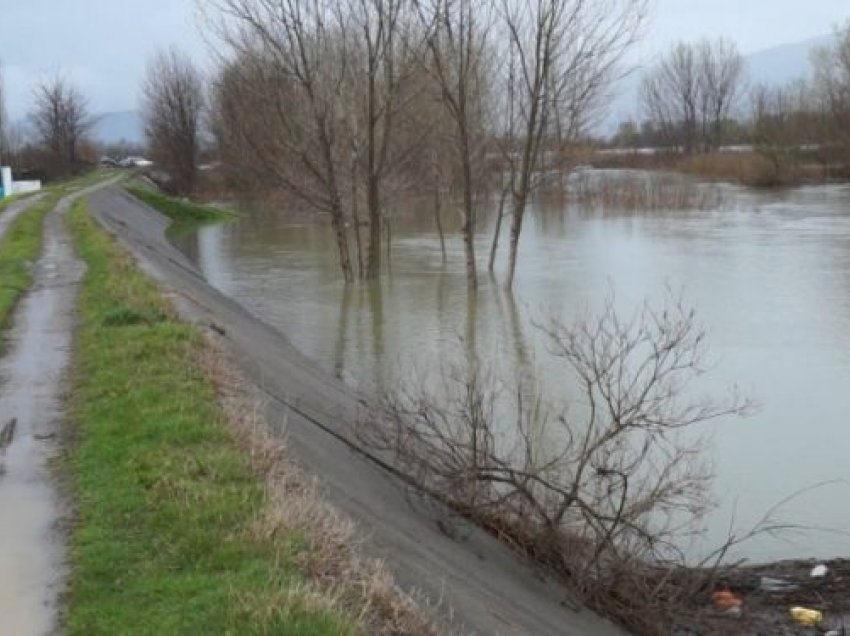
<box><xmin>173</xmin><ymin>173</ymin><xmax>850</xmax><ymax>563</ymax></box>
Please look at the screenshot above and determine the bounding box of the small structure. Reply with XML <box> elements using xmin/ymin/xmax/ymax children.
<box><xmin>0</xmin><ymin>167</ymin><xmax>42</xmax><ymax>198</ymax></box>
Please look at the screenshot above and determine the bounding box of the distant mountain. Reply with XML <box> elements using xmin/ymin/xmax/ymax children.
<box><xmin>91</xmin><ymin>110</ymin><xmax>144</xmax><ymax>146</ymax></box>
<box><xmin>745</xmin><ymin>34</ymin><xmax>834</xmax><ymax>86</ymax></box>
<box><xmin>603</xmin><ymin>33</ymin><xmax>838</xmax><ymax>134</ymax></box>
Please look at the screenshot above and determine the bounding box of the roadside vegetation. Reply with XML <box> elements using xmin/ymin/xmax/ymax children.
<box><xmin>608</xmin><ymin>23</ymin><xmax>850</xmax><ymax>186</ymax></box>
<box><xmin>65</xmin><ymin>200</ymin><xmax>438</xmax><ymax>635</ymax></box>
<box><xmin>125</xmin><ymin>184</ymin><xmax>233</xmax><ymax>226</ymax></box>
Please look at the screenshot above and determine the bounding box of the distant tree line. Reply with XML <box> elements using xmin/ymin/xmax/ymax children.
<box><xmin>610</xmin><ymin>23</ymin><xmax>850</xmax><ymax>180</ymax></box>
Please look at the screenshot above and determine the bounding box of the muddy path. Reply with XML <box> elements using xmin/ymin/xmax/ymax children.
<box><xmin>87</xmin><ymin>186</ymin><xmax>625</xmax><ymax>636</ymax></box>
<box><xmin>0</xmin><ymin>181</ymin><xmax>116</xmax><ymax>635</ymax></box>
<box><xmin>0</xmin><ymin>194</ymin><xmax>43</xmax><ymax>242</ymax></box>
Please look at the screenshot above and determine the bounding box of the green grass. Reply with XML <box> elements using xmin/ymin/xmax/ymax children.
<box><xmin>66</xmin><ymin>200</ymin><xmax>355</xmax><ymax>635</ymax></box>
<box><xmin>125</xmin><ymin>185</ymin><xmax>235</xmax><ymax>226</ymax></box>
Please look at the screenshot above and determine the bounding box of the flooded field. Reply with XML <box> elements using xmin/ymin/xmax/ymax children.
<box><xmin>174</xmin><ymin>174</ymin><xmax>850</xmax><ymax>562</ymax></box>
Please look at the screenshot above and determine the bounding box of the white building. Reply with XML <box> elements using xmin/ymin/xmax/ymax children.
<box><xmin>1</xmin><ymin>167</ymin><xmax>42</xmax><ymax>198</ymax></box>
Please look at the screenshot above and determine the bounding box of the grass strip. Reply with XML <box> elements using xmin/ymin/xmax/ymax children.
<box><xmin>66</xmin><ymin>199</ymin><xmax>355</xmax><ymax>635</ymax></box>
<box><xmin>125</xmin><ymin>185</ymin><xmax>235</xmax><ymax>225</ymax></box>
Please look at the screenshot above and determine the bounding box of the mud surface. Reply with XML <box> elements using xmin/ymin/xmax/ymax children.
<box><xmin>0</xmin><ymin>183</ymin><xmax>114</xmax><ymax>636</ymax></box>
<box><xmin>0</xmin><ymin>195</ymin><xmax>43</xmax><ymax>242</ymax></box>
<box><xmin>87</xmin><ymin>186</ymin><xmax>625</xmax><ymax>635</ymax></box>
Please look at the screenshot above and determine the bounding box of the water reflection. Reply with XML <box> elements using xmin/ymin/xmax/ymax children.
<box><xmin>174</xmin><ymin>176</ymin><xmax>850</xmax><ymax>562</ymax></box>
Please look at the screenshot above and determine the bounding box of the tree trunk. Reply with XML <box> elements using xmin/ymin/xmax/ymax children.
<box><xmin>488</xmin><ymin>185</ymin><xmax>510</xmax><ymax>272</ymax></box>
<box><xmin>434</xmin><ymin>189</ymin><xmax>447</xmax><ymax>263</ymax></box>
<box><xmin>350</xmin><ymin>170</ymin><xmax>365</xmax><ymax>277</ymax></box>
<box><xmin>385</xmin><ymin>216</ymin><xmax>392</xmax><ymax>275</ymax></box>
<box><xmin>330</xmin><ymin>210</ymin><xmax>354</xmax><ymax>283</ymax></box>
<box><xmin>506</xmin><ymin>142</ymin><xmax>535</xmax><ymax>287</ymax></box>
<box><xmin>432</xmin><ymin>154</ymin><xmax>447</xmax><ymax>263</ymax></box>
<box><xmin>505</xmin><ymin>189</ymin><xmax>528</xmax><ymax>288</ymax></box>
<box><xmin>460</xmin><ymin>131</ymin><xmax>477</xmax><ymax>289</ymax></box>
<box><xmin>365</xmin><ymin>61</ymin><xmax>382</xmax><ymax>280</ymax></box>
<box><xmin>367</xmin><ymin>200</ymin><xmax>382</xmax><ymax>278</ymax></box>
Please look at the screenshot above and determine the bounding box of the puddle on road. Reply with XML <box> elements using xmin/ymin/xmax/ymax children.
<box><xmin>0</xmin><ymin>196</ymin><xmax>83</xmax><ymax>635</ymax></box>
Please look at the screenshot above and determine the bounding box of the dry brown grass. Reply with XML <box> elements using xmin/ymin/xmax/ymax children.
<box><xmin>675</xmin><ymin>151</ymin><xmax>803</xmax><ymax>186</ymax></box>
<box><xmin>567</xmin><ymin>171</ymin><xmax>726</xmax><ymax>210</ymax></box>
<box><xmin>593</xmin><ymin>149</ymin><xmax>826</xmax><ymax>187</ymax></box>
<box><xmin>197</xmin><ymin>342</ymin><xmax>447</xmax><ymax>636</ymax></box>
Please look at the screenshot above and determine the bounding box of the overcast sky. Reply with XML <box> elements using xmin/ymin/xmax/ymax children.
<box><xmin>0</xmin><ymin>0</ymin><xmax>848</xmax><ymax>119</ymax></box>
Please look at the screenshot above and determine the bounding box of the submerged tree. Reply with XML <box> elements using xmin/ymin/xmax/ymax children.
<box><xmin>210</xmin><ymin>0</ymin><xmax>357</xmax><ymax>281</ymax></box>
<box><xmin>501</xmin><ymin>0</ymin><xmax>649</xmax><ymax>287</ymax></box>
<box><xmin>142</xmin><ymin>48</ymin><xmax>205</xmax><ymax>195</ymax></box>
<box><xmin>416</xmin><ymin>0</ymin><xmax>496</xmax><ymax>288</ymax></box>
<box><xmin>210</xmin><ymin>0</ymin><xmax>427</xmax><ymax>281</ymax></box>
<box><xmin>204</xmin><ymin>0</ymin><xmax>647</xmax><ymax>284</ymax></box>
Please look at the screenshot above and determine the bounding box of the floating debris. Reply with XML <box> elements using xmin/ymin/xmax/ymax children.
<box><xmin>790</xmin><ymin>606</ymin><xmax>823</xmax><ymax>626</ymax></box>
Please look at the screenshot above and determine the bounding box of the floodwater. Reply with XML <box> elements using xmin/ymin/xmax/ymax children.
<box><xmin>174</xmin><ymin>173</ymin><xmax>850</xmax><ymax>562</ymax></box>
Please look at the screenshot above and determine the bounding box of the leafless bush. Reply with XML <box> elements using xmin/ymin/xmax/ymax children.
<box><xmin>358</xmin><ymin>296</ymin><xmax>754</xmax><ymax>633</ymax></box>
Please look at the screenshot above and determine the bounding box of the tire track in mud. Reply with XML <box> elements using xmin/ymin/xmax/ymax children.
<box><xmin>0</xmin><ymin>181</ymin><xmax>116</xmax><ymax>635</ymax></box>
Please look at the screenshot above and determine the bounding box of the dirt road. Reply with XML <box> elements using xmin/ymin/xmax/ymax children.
<box><xmin>0</xmin><ymin>182</ymin><xmax>115</xmax><ymax>635</ymax></box>
<box><xmin>87</xmin><ymin>186</ymin><xmax>626</xmax><ymax>636</ymax></box>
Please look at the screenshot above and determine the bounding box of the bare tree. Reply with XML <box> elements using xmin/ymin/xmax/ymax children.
<box><xmin>210</xmin><ymin>0</ymin><xmax>356</xmax><ymax>281</ymax></box>
<box><xmin>30</xmin><ymin>75</ymin><xmax>93</xmax><ymax>175</ymax></box>
<box><xmin>811</xmin><ymin>22</ymin><xmax>850</xmax><ymax>174</ymax></box>
<box><xmin>142</xmin><ymin>48</ymin><xmax>205</xmax><ymax>195</ymax></box>
<box><xmin>502</xmin><ymin>0</ymin><xmax>649</xmax><ymax>288</ymax></box>
<box><xmin>697</xmin><ymin>38</ymin><xmax>745</xmax><ymax>150</ymax></box>
<box><xmin>345</xmin><ymin>0</ymin><xmax>419</xmax><ymax>279</ymax></box>
<box><xmin>641</xmin><ymin>38</ymin><xmax>744</xmax><ymax>154</ymax></box>
<box><xmin>749</xmin><ymin>81</ymin><xmax>812</xmax><ymax>185</ymax></box>
<box><xmin>359</xmin><ymin>296</ymin><xmax>753</xmax><ymax>632</ymax></box>
<box><xmin>641</xmin><ymin>43</ymin><xmax>700</xmax><ymax>153</ymax></box>
<box><xmin>416</xmin><ymin>0</ymin><xmax>496</xmax><ymax>288</ymax></box>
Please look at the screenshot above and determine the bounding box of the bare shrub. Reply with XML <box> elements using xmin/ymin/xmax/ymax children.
<box><xmin>358</xmin><ymin>295</ymin><xmax>754</xmax><ymax>632</ymax></box>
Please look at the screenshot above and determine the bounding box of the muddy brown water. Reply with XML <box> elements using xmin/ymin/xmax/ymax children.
<box><xmin>173</xmin><ymin>174</ymin><xmax>850</xmax><ymax>563</ymax></box>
